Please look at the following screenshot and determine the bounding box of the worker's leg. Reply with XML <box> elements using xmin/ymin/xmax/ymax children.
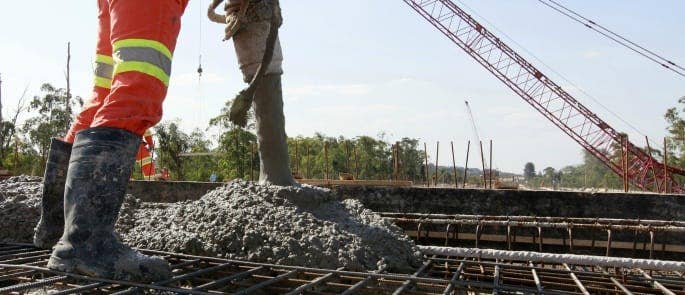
<box><xmin>232</xmin><ymin>2</ymin><xmax>294</xmax><ymax>186</ymax></box>
<box><xmin>47</xmin><ymin>0</ymin><xmax>187</xmax><ymax>282</ymax></box>
<box><xmin>64</xmin><ymin>0</ymin><xmax>114</xmax><ymax>143</ymax></box>
<box><xmin>33</xmin><ymin>0</ymin><xmax>114</xmax><ymax>249</ymax></box>
<box><xmin>32</xmin><ymin>139</ymin><xmax>72</xmax><ymax>249</ymax></box>
<box><xmin>253</xmin><ymin>73</ymin><xmax>295</xmax><ymax>186</ymax></box>
<box><xmin>90</xmin><ymin>0</ymin><xmax>187</xmax><ymax>135</ymax></box>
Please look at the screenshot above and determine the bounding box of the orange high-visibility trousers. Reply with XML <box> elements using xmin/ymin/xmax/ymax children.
<box><xmin>65</xmin><ymin>0</ymin><xmax>188</xmax><ymax>142</ymax></box>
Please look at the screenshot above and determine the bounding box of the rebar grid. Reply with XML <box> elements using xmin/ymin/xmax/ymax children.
<box><xmin>381</xmin><ymin>212</ymin><xmax>685</xmax><ymax>258</ymax></box>
<box><xmin>1</xmin><ymin>243</ymin><xmax>683</xmax><ymax>294</ymax></box>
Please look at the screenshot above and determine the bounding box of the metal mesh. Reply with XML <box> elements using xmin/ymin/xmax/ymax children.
<box><xmin>1</xmin><ymin>243</ymin><xmax>683</xmax><ymax>294</ymax></box>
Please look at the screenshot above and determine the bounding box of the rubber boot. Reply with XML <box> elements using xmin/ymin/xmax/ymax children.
<box><xmin>47</xmin><ymin>127</ymin><xmax>171</xmax><ymax>282</ymax></box>
<box><xmin>33</xmin><ymin>138</ymin><xmax>72</xmax><ymax>249</ymax></box>
<box><xmin>254</xmin><ymin>74</ymin><xmax>296</xmax><ymax>186</ymax></box>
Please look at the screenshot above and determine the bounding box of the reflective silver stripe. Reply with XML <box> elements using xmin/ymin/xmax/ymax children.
<box><xmin>113</xmin><ymin>47</ymin><xmax>172</xmax><ymax>76</ymax></box>
<box><xmin>94</xmin><ymin>62</ymin><xmax>113</xmax><ymax>79</ymax></box>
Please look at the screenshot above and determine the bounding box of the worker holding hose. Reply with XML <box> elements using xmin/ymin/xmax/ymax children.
<box><xmin>208</xmin><ymin>0</ymin><xmax>296</xmax><ymax>186</ymax></box>
<box><xmin>32</xmin><ymin>0</ymin><xmax>188</xmax><ymax>282</ymax></box>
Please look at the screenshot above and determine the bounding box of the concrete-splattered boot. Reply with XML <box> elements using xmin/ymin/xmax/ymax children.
<box><xmin>33</xmin><ymin>139</ymin><xmax>72</xmax><ymax>249</ymax></box>
<box><xmin>47</xmin><ymin>127</ymin><xmax>171</xmax><ymax>282</ymax></box>
<box><xmin>254</xmin><ymin>74</ymin><xmax>296</xmax><ymax>186</ymax></box>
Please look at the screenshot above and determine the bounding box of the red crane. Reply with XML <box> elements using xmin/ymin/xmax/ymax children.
<box><xmin>403</xmin><ymin>0</ymin><xmax>684</xmax><ymax>193</ymax></box>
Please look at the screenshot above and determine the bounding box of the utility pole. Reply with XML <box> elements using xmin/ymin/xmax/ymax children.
<box><xmin>0</xmin><ymin>73</ymin><xmax>3</xmax><ymax>123</ymax></box>
<box><xmin>65</xmin><ymin>42</ymin><xmax>72</xmax><ymax>133</ymax></box>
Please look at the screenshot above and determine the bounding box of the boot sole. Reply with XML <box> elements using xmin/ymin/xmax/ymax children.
<box><xmin>46</xmin><ymin>254</ymin><xmax>77</xmax><ymax>273</ymax></box>
<box><xmin>47</xmin><ymin>255</ymin><xmax>102</xmax><ymax>278</ymax></box>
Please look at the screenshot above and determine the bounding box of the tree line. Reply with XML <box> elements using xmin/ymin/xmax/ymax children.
<box><xmin>4</xmin><ymin>83</ymin><xmax>684</xmax><ymax>190</ymax></box>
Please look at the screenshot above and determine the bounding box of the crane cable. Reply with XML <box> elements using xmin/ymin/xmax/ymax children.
<box><xmin>537</xmin><ymin>0</ymin><xmax>685</xmax><ymax>78</ymax></box>
<box><xmin>455</xmin><ymin>0</ymin><xmax>653</xmax><ymax>143</ymax></box>
<box><xmin>197</xmin><ymin>0</ymin><xmax>205</xmax><ymax>132</ymax></box>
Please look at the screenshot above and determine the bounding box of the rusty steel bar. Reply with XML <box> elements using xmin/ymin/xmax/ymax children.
<box><xmin>601</xmin><ymin>267</ymin><xmax>633</xmax><ymax>295</ymax></box>
<box><xmin>451</xmin><ymin>141</ymin><xmax>458</xmax><ymax>188</ymax></box>
<box><xmin>340</xmin><ymin>266</ymin><xmax>387</xmax><ymax>295</ymax></box>
<box><xmin>380</xmin><ymin>212</ymin><xmax>685</xmax><ymax>227</ymax></box>
<box><xmin>424</xmin><ymin>142</ymin><xmax>429</xmax><ymax>187</ymax></box>
<box><xmin>493</xmin><ymin>263</ymin><xmax>501</xmax><ymax>295</ymax></box>
<box><xmin>479</xmin><ymin>141</ymin><xmax>487</xmax><ymax>188</ymax></box>
<box><xmin>434</xmin><ymin>141</ymin><xmax>440</xmax><ymax>186</ymax></box>
<box><xmin>3</xmin><ymin>243</ymin><xmax>684</xmax><ymax>294</ymax></box>
<box><xmin>463</xmin><ymin>140</ymin><xmax>470</xmax><ymax>188</ymax></box>
<box><xmin>324</xmin><ymin>142</ymin><xmax>329</xmax><ymax>180</ymax></box>
<box><xmin>393</xmin><ymin>259</ymin><xmax>432</xmax><ymax>295</ymax></box>
<box><xmin>284</xmin><ymin>271</ymin><xmax>337</xmax><ymax>295</ymax></box>
<box><xmin>118</xmin><ymin>262</ymin><xmax>235</xmax><ymax>294</ymax></box>
<box><xmin>353</xmin><ymin>145</ymin><xmax>359</xmax><ymax>180</ymax></box>
<box><xmin>191</xmin><ymin>266</ymin><xmax>266</xmax><ymax>291</ymax></box>
<box><xmin>385</xmin><ymin>216</ymin><xmax>685</xmax><ymax>233</ymax></box>
<box><xmin>0</xmin><ymin>275</ymin><xmax>68</xmax><ymax>293</ymax></box>
<box><xmin>640</xmin><ymin>268</ymin><xmax>677</xmax><ymax>295</ymax></box>
<box><xmin>419</xmin><ymin>246</ymin><xmax>685</xmax><ymax>271</ymax></box>
<box><xmin>645</xmin><ymin>136</ymin><xmax>661</xmax><ymax>192</ymax></box>
<box><xmin>489</xmin><ymin>139</ymin><xmax>494</xmax><ymax>189</ymax></box>
<box><xmin>563</xmin><ymin>263</ymin><xmax>590</xmax><ymax>295</ymax></box>
<box><xmin>529</xmin><ymin>262</ymin><xmax>543</xmax><ymax>293</ymax></box>
<box><xmin>234</xmin><ymin>269</ymin><xmax>298</xmax><ymax>295</ymax></box>
<box><xmin>606</xmin><ymin>229</ymin><xmax>613</xmax><ymax>257</ymax></box>
<box><xmin>664</xmin><ymin>137</ymin><xmax>669</xmax><ymax>193</ymax></box>
<box><xmin>345</xmin><ymin>141</ymin><xmax>350</xmax><ymax>174</ymax></box>
<box><xmin>441</xmin><ymin>262</ymin><xmax>465</xmax><ymax>295</ymax></box>
<box><xmin>295</xmin><ymin>140</ymin><xmax>300</xmax><ymax>175</ymax></box>
<box><xmin>306</xmin><ymin>143</ymin><xmax>311</xmax><ymax>179</ymax></box>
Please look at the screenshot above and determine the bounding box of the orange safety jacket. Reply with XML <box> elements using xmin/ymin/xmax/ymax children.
<box><xmin>135</xmin><ymin>129</ymin><xmax>156</xmax><ymax>178</ymax></box>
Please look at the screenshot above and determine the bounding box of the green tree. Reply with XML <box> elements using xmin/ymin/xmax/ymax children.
<box><xmin>542</xmin><ymin>166</ymin><xmax>556</xmax><ymax>179</ymax></box>
<box><xmin>154</xmin><ymin>122</ymin><xmax>190</xmax><ymax>180</ymax></box>
<box><xmin>21</xmin><ymin>83</ymin><xmax>82</xmax><ymax>172</ymax></box>
<box><xmin>665</xmin><ymin>96</ymin><xmax>685</xmax><ymax>167</ymax></box>
<box><xmin>523</xmin><ymin>162</ymin><xmax>536</xmax><ymax>180</ymax></box>
<box><xmin>183</xmin><ymin>128</ymin><xmax>218</xmax><ymax>182</ymax></box>
<box><xmin>397</xmin><ymin>138</ymin><xmax>425</xmax><ymax>182</ymax></box>
<box><xmin>215</xmin><ymin>127</ymin><xmax>257</xmax><ymax>180</ymax></box>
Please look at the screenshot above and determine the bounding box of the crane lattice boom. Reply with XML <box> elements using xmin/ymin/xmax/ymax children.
<box><xmin>403</xmin><ymin>0</ymin><xmax>684</xmax><ymax>192</ymax></box>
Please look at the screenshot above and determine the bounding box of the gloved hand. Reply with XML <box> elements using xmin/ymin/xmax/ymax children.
<box><xmin>223</xmin><ymin>1</ymin><xmax>248</xmax><ymax>41</ymax></box>
<box><xmin>207</xmin><ymin>0</ymin><xmax>248</xmax><ymax>41</ymax></box>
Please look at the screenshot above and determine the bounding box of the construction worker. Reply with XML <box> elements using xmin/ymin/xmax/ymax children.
<box><xmin>32</xmin><ymin>0</ymin><xmax>188</xmax><ymax>282</ymax></box>
<box><xmin>211</xmin><ymin>0</ymin><xmax>296</xmax><ymax>185</ymax></box>
<box><xmin>136</xmin><ymin>130</ymin><xmax>156</xmax><ymax>179</ymax></box>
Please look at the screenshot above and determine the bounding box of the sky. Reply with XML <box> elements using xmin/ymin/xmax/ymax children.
<box><xmin>0</xmin><ymin>0</ymin><xmax>683</xmax><ymax>174</ymax></box>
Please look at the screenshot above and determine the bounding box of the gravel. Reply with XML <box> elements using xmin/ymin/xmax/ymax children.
<box><xmin>0</xmin><ymin>175</ymin><xmax>42</xmax><ymax>243</ymax></box>
<box><xmin>0</xmin><ymin>176</ymin><xmax>422</xmax><ymax>272</ymax></box>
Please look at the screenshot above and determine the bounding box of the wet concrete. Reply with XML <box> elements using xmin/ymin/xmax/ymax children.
<box><xmin>0</xmin><ymin>176</ymin><xmax>422</xmax><ymax>272</ymax></box>
<box><xmin>0</xmin><ymin>176</ymin><xmax>42</xmax><ymax>243</ymax></box>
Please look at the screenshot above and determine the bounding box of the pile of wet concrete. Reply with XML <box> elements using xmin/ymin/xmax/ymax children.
<box><xmin>0</xmin><ymin>176</ymin><xmax>422</xmax><ymax>272</ymax></box>
<box><xmin>0</xmin><ymin>176</ymin><xmax>43</xmax><ymax>243</ymax></box>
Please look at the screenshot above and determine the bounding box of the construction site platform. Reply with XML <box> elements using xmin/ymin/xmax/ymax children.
<box><xmin>1</xmin><ymin>243</ymin><xmax>684</xmax><ymax>294</ymax></box>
